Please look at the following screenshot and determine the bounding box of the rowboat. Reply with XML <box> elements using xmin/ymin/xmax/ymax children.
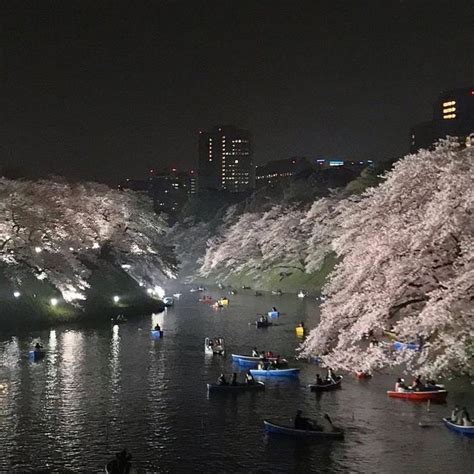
<box><xmin>217</xmin><ymin>298</ymin><xmax>229</xmax><ymax>306</ymax></box>
<box><xmin>387</xmin><ymin>389</ymin><xmax>448</xmax><ymax>401</ymax></box>
<box><xmin>256</xmin><ymin>320</ymin><xmax>272</xmax><ymax>328</ymax></box>
<box><xmin>163</xmin><ymin>296</ymin><xmax>174</xmax><ymax>306</ymax></box>
<box><xmin>355</xmin><ymin>371</ymin><xmax>372</xmax><ymax>379</ymax></box>
<box><xmin>151</xmin><ymin>330</ymin><xmax>164</xmax><ymax>339</ymax></box>
<box><xmin>204</xmin><ymin>337</ymin><xmax>225</xmax><ymax>355</ymax></box>
<box><xmin>295</xmin><ymin>326</ymin><xmax>305</xmax><ymax>337</ymax></box>
<box><xmin>442</xmin><ymin>418</ymin><xmax>474</xmax><ymax>437</ymax></box>
<box><xmin>207</xmin><ymin>381</ymin><xmax>265</xmax><ymax>393</ymax></box>
<box><xmin>392</xmin><ymin>341</ymin><xmax>419</xmax><ymax>351</ymax></box>
<box><xmin>199</xmin><ymin>296</ymin><xmax>213</xmax><ymax>303</ymax></box>
<box><xmin>231</xmin><ymin>354</ymin><xmax>288</xmax><ymax>367</ymax></box>
<box><xmin>264</xmin><ymin>420</ymin><xmax>344</xmax><ymax>439</ymax></box>
<box><xmin>28</xmin><ymin>350</ymin><xmax>46</xmax><ymax>361</ymax></box>
<box><xmin>268</xmin><ymin>311</ymin><xmax>279</xmax><ymax>318</ymax></box>
<box><xmin>308</xmin><ymin>376</ymin><xmax>343</xmax><ymax>392</ymax></box>
<box><xmin>250</xmin><ymin>368</ymin><xmax>300</xmax><ymax>377</ymax></box>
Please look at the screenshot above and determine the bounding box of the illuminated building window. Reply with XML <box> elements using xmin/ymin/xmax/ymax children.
<box><xmin>443</xmin><ymin>107</ymin><xmax>456</xmax><ymax>113</ymax></box>
<box><xmin>442</xmin><ymin>100</ymin><xmax>456</xmax><ymax>107</ymax></box>
<box><xmin>443</xmin><ymin>114</ymin><xmax>456</xmax><ymax>120</ymax></box>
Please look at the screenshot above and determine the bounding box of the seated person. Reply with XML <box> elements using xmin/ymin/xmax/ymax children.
<box><xmin>34</xmin><ymin>342</ymin><xmax>43</xmax><ymax>351</ymax></box>
<box><xmin>327</xmin><ymin>368</ymin><xmax>337</xmax><ymax>383</ymax></box>
<box><xmin>257</xmin><ymin>361</ymin><xmax>266</xmax><ymax>370</ymax></box>
<box><xmin>245</xmin><ymin>371</ymin><xmax>255</xmax><ymax>385</ymax></box>
<box><xmin>230</xmin><ymin>373</ymin><xmax>238</xmax><ymax>386</ymax></box>
<box><xmin>451</xmin><ymin>405</ymin><xmax>460</xmax><ymax>423</ymax></box>
<box><xmin>315</xmin><ymin>374</ymin><xmax>324</xmax><ymax>385</ymax></box>
<box><xmin>154</xmin><ymin>324</ymin><xmax>161</xmax><ymax>331</ymax></box>
<box><xmin>460</xmin><ymin>407</ymin><xmax>472</xmax><ymax>426</ymax></box>
<box><xmin>395</xmin><ymin>378</ymin><xmax>408</xmax><ymax>392</ymax></box>
<box><xmin>294</xmin><ymin>410</ymin><xmax>322</xmax><ymax>431</ymax></box>
<box><xmin>411</xmin><ymin>375</ymin><xmax>423</xmax><ymax>391</ymax></box>
<box><xmin>251</xmin><ymin>347</ymin><xmax>259</xmax><ymax>357</ymax></box>
<box><xmin>217</xmin><ymin>373</ymin><xmax>228</xmax><ymax>386</ymax></box>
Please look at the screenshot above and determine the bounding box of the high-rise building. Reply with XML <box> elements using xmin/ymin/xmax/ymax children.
<box><xmin>198</xmin><ymin>125</ymin><xmax>254</xmax><ymax>193</ymax></box>
<box><xmin>410</xmin><ymin>87</ymin><xmax>474</xmax><ymax>152</ymax></box>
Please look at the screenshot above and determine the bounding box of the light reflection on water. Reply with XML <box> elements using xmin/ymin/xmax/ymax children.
<box><xmin>0</xmin><ymin>288</ymin><xmax>472</xmax><ymax>472</ymax></box>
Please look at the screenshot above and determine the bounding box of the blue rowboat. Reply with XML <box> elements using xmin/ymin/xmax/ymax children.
<box><xmin>250</xmin><ymin>368</ymin><xmax>299</xmax><ymax>377</ymax></box>
<box><xmin>443</xmin><ymin>418</ymin><xmax>474</xmax><ymax>437</ymax></box>
<box><xmin>231</xmin><ymin>354</ymin><xmax>288</xmax><ymax>367</ymax></box>
<box><xmin>28</xmin><ymin>350</ymin><xmax>46</xmax><ymax>361</ymax></box>
<box><xmin>151</xmin><ymin>330</ymin><xmax>164</xmax><ymax>339</ymax></box>
<box><xmin>393</xmin><ymin>341</ymin><xmax>419</xmax><ymax>351</ymax></box>
<box><xmin>268</xmin><ymin>311</ymin><xmax>279</xmax><ymax>318</ymax></box>
<box><xmin>264</xmin><ymin>420</ymin><xmax>344</xmax><ymax>439</ymax></box>
<box><xmin>207</xmin><ymin>381</ymin><xmax>265</xmax><ymax>393</ymax></box>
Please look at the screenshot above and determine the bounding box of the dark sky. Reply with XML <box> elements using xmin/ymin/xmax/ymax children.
<box><xmin>1</xmin><ymin>0</ymin><xmax>473</xmax><ymax>183</ymax></box>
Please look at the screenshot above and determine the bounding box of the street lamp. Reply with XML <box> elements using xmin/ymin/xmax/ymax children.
<box><xmin>113</xmin><ymin>295</ymin><xmax>120</xmax><ymax>303</ymax></box>
<box><xmin>13</xmin><ymin>291</ymin><xmax>20</xmax><ymax>298</ymax></box>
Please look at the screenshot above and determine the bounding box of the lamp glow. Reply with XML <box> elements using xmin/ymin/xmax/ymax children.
<box><xmin>113</xmin><ymin>295</ymin><xmax>120</xmax><ymax>303</ymax></box>
<box><xmin>13</xmin><ymin>291</ymin><xmax>21</xmax><ymax>298</ymax></box>
<box><xmin>34</xmin><ymin>247</ymin><xmax>42</xmax><ymax>253</ymax></box>
<box><xmin>50</xmin><ymin>298</ymin><xmax>58</xmax><ymax>306</ymax></box>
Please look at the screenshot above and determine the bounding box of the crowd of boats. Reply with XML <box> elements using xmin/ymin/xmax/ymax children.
<box><xmin>25</xmin><ymin>286</ymin><xmax>472</xmax><ymax>472</ymax></box>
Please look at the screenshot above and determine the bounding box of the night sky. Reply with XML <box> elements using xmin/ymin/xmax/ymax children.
<box><xmin>1</xmin><ymin>0</ymin><xmax>473</xmax><ymax>183</ymax></box>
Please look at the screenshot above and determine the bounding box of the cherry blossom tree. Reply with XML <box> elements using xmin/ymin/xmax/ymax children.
<box><xmin>0</xmin><ymin>178</ymin><xmax>176</xmax><ymax>304</ymax></box>
<box><xmin>300</xmin><ymin>140</ymin><xmax>474</xmax><ymax>377</ymax></box>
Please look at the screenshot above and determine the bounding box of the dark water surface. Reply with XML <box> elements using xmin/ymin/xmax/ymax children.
<box><xmin>0</xmin><ymin>288</ymin><xmax>473</xmax><ymax>473</ymax></box>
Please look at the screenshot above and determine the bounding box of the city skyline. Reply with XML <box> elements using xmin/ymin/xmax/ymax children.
<box><xmin>1</xmin><ymin>0</ymin><xmax>473</xmax><ymax>184</ymax></box>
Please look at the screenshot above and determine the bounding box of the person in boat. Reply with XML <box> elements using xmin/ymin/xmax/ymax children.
<box><xmin>154</xmin><ymin>323</ymin><xmax>161</xmax><ymax>331</ymax></box>
<box><xmin>395</xmin><ymin>377</ymin><xmax>408</xmax><ymax>392</ymax></box>
<box><xmin>257</xmin><ymin>361</ymin><xmax>266</xmax><ymax>370</ymax></box>
<box><xmin>460</xmin><ymin>407</ymin><xmax>472</xmax><ymax>426</ymax></box>
<box><xmin>107</xmin><ymin>448</ymin><xmax>132</xmax><ymax>474</ymax></box>
<box><xmin>451</xmin><ymin>405</ymin><xmax>460</xmax><ymax>423</ymax></box>
<box><xmin>294</xmin><ymin>410</ymin><xmax>322</xmax><ymax>431</ymax></box>
<box><xmin>252</xmin><ymin>347</ymin><xmax>259</xmax><ymax>357</ymax></box>
<box><xmin>395</xmin><ymin>378</ymin><xmax>408</xmax><ymax>392</ymax></box>
<box><xmin>245</xmin><ymin>371</ymin><xmax>255</xmax><ymax>385</ymax></box>
<box><xmin>411</xmin><ymin>374</ymin><xmax>423</xmax><ymax>391</ymax></box>
<box><xmin>230</xmin><ymin>373</ymin><xmax>238</xmax><ymax>386</ymax></box>
<box><xmin>298</xmin><ymin>322</ymin><xmax>305</xmax><ymax>328</ymax></box>
<box><xmin>34</xmin><ymin>342</ymin><xmax>43</xmax><ymax>351</ymax></box>
<box><xmin>217</xmin><ymin>373</ymin><xmax>228</xmax><ymax>386</ymax></box>
<box><xmin>271</xmin><ymin>306</ymin><xmax>278</xmax><ymax>313</ymax></box>
<box><xmin>269</xmin><ymin>360</ymin><xmax>277</xmax><ymax>370</ymax></box>
<box><xmin>259</xmin><ymin>351</ymin><xmax>267</xmax><ymax>360</ymax></box>
<box><xmin>326</xmin><ymin>368</ymin><xmax>337</xmax><ymax>383</ymax></box>
<box><xmin>315</xmin><ymin>374</ymin><xmax>324</xmax><ymax>385</ymax></box>
<box><xmin>208</xmin><ymin>338</ymin><xmax>214</xmax><ymax>347</ymax></box>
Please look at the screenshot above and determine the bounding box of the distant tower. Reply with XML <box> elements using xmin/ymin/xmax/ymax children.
<box><xmin>410</xmin><ymin>87</ymin><xmax>474</xmax><ymax>152</ymax></box>
<box><xmin>198</xmin><ymin>125</ymin><xmax>254</xmax><ymax>193</ymax></box>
